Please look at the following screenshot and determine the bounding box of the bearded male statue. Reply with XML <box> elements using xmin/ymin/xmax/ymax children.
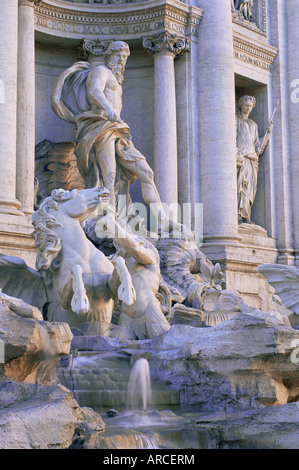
<box><xmin>51</xmin><ymin>40</ymin><xmax>174</xmax><ymax>231</ymax></box>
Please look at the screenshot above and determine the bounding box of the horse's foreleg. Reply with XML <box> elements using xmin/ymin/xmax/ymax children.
<box><xmin>70</xmin><ymin>264</ymin><xmax>89</xmax><ymax>315</ymax></box>
<box><xmin>108</xmin><ymin>256</ymin><xmax>136</xmax><ymax>306</ymax></box>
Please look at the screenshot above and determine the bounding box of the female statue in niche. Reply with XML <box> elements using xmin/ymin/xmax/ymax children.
<box><xmin>236</xmin><ymin>95</ymin><xmax>273</xmax><ymax>224</ymax></box>
<box><xmin>239</xmin><ymin>0</ymin><xmax>254</xmax><ymax>20</ymax></box>
<box><xmin>233</xmin><ymin>0</ymin><xmax>254</xmax><ymax>21</ymax></box>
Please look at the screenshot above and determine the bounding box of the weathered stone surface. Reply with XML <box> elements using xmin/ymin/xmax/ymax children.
<box><xmin>0</xmin><ymin>291</ymin><xmax>43</xmax><ymax>320</ymax></box>
<box><xmin>42</xmin><ymin>321</ymin><xmax>74</xmax><ymax>356</ymax></box>
<box><xmin>168</xmin><ymin>303</ymin><xmax>205</xmax><ymax>328</ymax></box>
<box><xmin>131</xmin><ymin>310</ymin><xmax>299</xmax><ymax>412</ymax></box>
<box><xmin>168</xmin><ymin>290</ymin><xmax>253</xmax><ymax>328</ymax></box>
<box><xmin>70</xmin><ymin>406</ymin><xmax>106</xmax><ymax>449</ymax></box>
<box><xmin>0</xmin><ymin>381</ymin><xmax>81</xmax><ymax>449</ymax></box>
<box><xmin>35</xmin><ymin>140</ymin><xmax>85</xmax><ymax>205</ymax></box>
<box><xmin>0</xmin><ymin>301</ymin><xmax>73</xmax><ymax>384</ymax></box>
<box><xmin>196</xmin><ymin>402</ymin><xmax>299</xmax><ymax>449</ymax></box>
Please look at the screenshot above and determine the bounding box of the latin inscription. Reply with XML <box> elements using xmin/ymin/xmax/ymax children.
<box><xmin>34</xmin><ymin>14</ymin><xmax>199</xmax><ymax>37</ymax></box>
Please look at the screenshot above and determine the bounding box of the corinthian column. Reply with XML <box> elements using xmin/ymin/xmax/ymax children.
<box><xmin>16</xmin><ymin>0</ymin><xmax>39</xmax><ymax>215</ymax></box>
<box><xmin>143</xmin><ymin>33</ymin><xmax>189</xmax><ymax>207</ymax></box>
<box><xmin>0</xmin><ymin>0</ymin><xmax>23</xmax><ymax>216</ymax></box>
<box><xmin>198</xmin><ymin>0</ymin><xmax>238</xmax><ymax>242</ymax></box>
<box><xmin>287</xmin><ymin>0</ymin><xmax>299</xmax><ymax>265</ymax></box>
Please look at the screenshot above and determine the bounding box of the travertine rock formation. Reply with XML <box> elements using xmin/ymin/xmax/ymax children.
<box><xmin>0</xmin><ymin>293</ymin><xmax>106</xmax><ymax>449</ymax></box>
<box><xmin>0</xmin><ymin>381</ymin><xmax>80</xmax><ymax>449</ymax></box>
<box><xmin>0</xmin><ymin>381</ymin><xmax>105</xmax><ymax>449</ymax></box>
<box><xmin>0</xmin><ymin>293</ymin><xmax>73</xmax><ymax>384</ymax></box>
<box><xmin>132</xmin><ymin>310</ymin><xmax>299</xmax><ymax>412</ymax></box>
<box><xmin>196</xmin><ymin>402</ymin><xmax>299</xmax><ymax>449</ymax></box>
<box><xmin>35</xmin><ymin>139</ymin><xmax>85</xmax><ymax>206</ymax></box>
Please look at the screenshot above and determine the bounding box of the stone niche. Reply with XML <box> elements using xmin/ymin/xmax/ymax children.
<box><xmin>232</xmin><ymin>0</ymin><xmax>267</xmax><ymax>35</ymax></box>
<box><xmin>35</xmin><ymin>40</ymin><xmax>155</xmax><ymax>205</ymax></box>
<box><xmin>33</xmin><ymin>0</ymin><xmax>202</xmax><ymax>206</ymax></box>
<box><xmin>235</xmin><ymin>73</ymin><xmax>269</xmax><ymax>231</ymax></box>
<box><xmin>35</xmin><ymin>42</ymin><xmax>78</xmax><ymax>145</ymax></box>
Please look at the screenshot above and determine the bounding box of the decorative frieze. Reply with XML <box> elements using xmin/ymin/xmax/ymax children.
<box><xmin>34</xmin><ymin>0</ymin><xmax>203</xmax><ymax>41</ymax></box>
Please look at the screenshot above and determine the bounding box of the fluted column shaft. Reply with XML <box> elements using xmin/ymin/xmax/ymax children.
<box><xmin>0</xmin><ymin>0</ymin><xmax>23</xmax><ymax>216</ymax></box>
<box><xmin>198</xmin><ymin>0</ymin><xmax>238</xmax><ymax>242</ymax></box>
<box><xmin>287</xmin><ymin>0</ymin><xmax>299</xmax><ymax>265</ymax></box>
<box><xmin>16</xmin><ymin>0</ymin><xmax>36</xmax><ymax>215</ymax></box>
<box><xmin>143</xmin><ymin>33</ymin><xmax>188</xmax><ymax>207</ymax></box>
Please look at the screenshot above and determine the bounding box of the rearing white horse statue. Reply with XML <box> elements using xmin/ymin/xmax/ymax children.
<box><xmin>0</xmin><ymin>186</ymin><xmax>136</xmax><ymax>335</ymax></box>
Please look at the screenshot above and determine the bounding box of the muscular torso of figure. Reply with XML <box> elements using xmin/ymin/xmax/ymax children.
<box><xmin>125</xmin><ymin>256</ymin><xmax>160</xmax><ymax>293</ymax></box>
<box><xmin>120</xmin><ymin>259</ymin><xmax>160</xmax><ymax>318</ymax></box>
<box><xmin>86</xmin><ymin>64</ymin><xmax>122</xmax><ymax>117</ymax></box>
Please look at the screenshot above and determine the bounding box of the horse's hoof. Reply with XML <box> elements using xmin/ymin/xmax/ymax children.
<box><xmin>71</xmin><ymin>293</ymin><xmax>90</xmax><ymax>315</ymax></box>
<box><xmin>118</xmin><ymin>285</ymin><xmax>136</xmax><ymax>305</ymax></box>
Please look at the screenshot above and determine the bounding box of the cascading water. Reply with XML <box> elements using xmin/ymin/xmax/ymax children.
<box><xmin>126</xmin><ymin>358</ymin><xmax>152</xmax><ymax>412</ymax></box>
<box><xmin>57</xmin><ymin>345</ymin><xmax>202</xmax><ymax>449</ymax></box>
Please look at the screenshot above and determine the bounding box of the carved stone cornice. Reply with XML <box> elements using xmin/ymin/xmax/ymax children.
<box><xmin>34</xmin><ymin>0</ymin><xmax>203</xmax><ymax>42</ymax></box>
<box><xmin>142</xmin><ymin>32</ymin><xmax>189</xmax><ymax>57</ymax></box>
<box><xmin>233</xmin><ymin>33</ymin><xmax>278</xmax><ymax>72</ymax></box>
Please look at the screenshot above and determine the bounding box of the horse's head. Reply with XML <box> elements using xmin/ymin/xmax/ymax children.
<box><xmin>32</xmin><ymin>186</ymin><xmax>110</xmax><ymax>271</ymax></box>
<box><xmin>51</xmin><ymin>186</ymin><xmax>110</xmax><ymax>221</ymax></box>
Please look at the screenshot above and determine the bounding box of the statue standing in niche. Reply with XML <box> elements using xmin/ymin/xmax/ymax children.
<box><xmin>51</xmin><ymin>40</ymin><xmax>174</xmax><ymax>232</ymax></box>
<box><xmin>239</xmin><ymin>0</ymin><xmax>254</xmax><ymax>21</ymax></box>
<box><xmin>233</xmin><ymin>0</ymin><xmax>254</xmax><ymax>21</ymax></box>
<box><xmin>236</xmin><ymin>95</ymin><xmax>274</xmax><ymax>224</ymax></box>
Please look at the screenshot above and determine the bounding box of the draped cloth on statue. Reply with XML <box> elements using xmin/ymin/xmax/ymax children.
<box><xmin>236</xmin><ymin>114</ymin><xmax>261</xmax><ymax>220</ymax></box>
<box><xmin>51</xmin><ymin>61</ymin><xmax>146</xmax><ymax>206</ymax></box>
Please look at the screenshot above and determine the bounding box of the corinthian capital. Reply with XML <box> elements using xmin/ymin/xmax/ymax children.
<box><xmin>78</xmin><ymin>39</ymin><xmax>110</xmax><ymax>61</ymax></box>
<box><xmin>143</xmin><ymin>32</ymin><xmax>189</xmax><ymax>57</ymax></box>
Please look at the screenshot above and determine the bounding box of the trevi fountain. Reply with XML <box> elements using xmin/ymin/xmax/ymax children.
<box><xmin>0</xmin><ymin>0</ymin><xmax>298</xmax><ymax>452</ymax></box>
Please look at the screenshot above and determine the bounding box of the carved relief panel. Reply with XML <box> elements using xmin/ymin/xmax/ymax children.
<box><xmin>232</xmin><ymin>0</ymin><xmax>266</xmax><ymax>34</ymax></box>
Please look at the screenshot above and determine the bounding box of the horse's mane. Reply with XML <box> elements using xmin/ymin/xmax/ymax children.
<box><xmin>32</xmin><ymin>189</ymin><xmax>73</xmax><ymax>272</ymax></box>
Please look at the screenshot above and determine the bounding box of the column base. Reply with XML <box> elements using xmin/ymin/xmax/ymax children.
<box><xmin>0</xmin><ymin>214</ymin><xmax>36</xmax><ymax>268</ymax></box>
<box><xmin>200</xmin><ymin>223</ymin><xmax>278</xmax><ymax>311</ymax></box>
<box><xmin>277</xmin><ymin>250</ymin><xmax>296</xmax><ymax>266</ymax></box>
<box><xmin>0</xmin><ymin>197</ymin><xmax>24</xmax><ymax>217</ymax></box>
<box><xmin>19</xmin><ymin>207</ymin><xmax>34</xmax><ymax>218</ymax></box>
